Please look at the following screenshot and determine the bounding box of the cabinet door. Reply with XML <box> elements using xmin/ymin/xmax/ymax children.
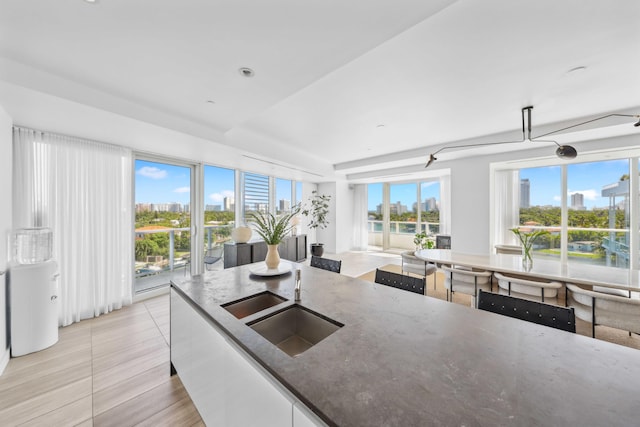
<box><xmin>224</xmin><ymin>339</ymin><xmax>293</xmax><ymax>427</ymax></box>
<box><xmin>190</xmin><ymin>309</ymin><xmax>227</xmax><ymax>424</ymax></box>
<box><xmin>252</xmin><ymin>241</ymin><xmax>268</xmax><ymax>263</ymax></box>
<box><xmin>170</xmin><ymin>290</ymin><xmax>191</xmax><ymax>383</ymax></box>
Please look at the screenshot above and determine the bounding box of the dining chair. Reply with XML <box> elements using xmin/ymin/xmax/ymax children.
<box><xmin>493</xmin><ymin>272</ymin><xmax>562</xmax><ymax>303</ymax></box>
<box><xmin>441</xmin><ymin>265</ymin><xmax>492</xmax><ymax>307</ymax></box>
<box><xmin>310</xmin><ymin>255</ymin><xmax>342</xmax><ymax>273</ymax></box>
<box><xmin>566</xmin><ymin>283</ymin><xmax>640</xmax><ymax>338</ymax></box>
<box><xmin>204</xmin><ymin>246</ymin><xmax>223</xmax><ymax>271</ymax></box>
<box><xmin>477</xmin><ymin>290</ymin><xmax>576</xmax><ymax>333</ymax></box>
<box><xmin>374</xmin><ymin>269</ymin><xmax>426</xmax><ymax>295</ymax></box>
<box><xmin>400</xmin><ymin>251</ymin><xmax>437</xmax><ymax>289</ymax></box>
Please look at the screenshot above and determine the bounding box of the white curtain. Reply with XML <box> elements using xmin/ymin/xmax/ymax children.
<box><xmin>351</xmin><ymin>184</ymin><xmax>368</xmax><ymax>250</ymax></box>
<box><xmin>13</xmin><ymin>127</ymin><xmax>133</xmax><ymax>326</ymax></box>
<box><xmin>494</xmin><ymin>169</ymin><xmax>520</xmax><ymax>247</ymax></box>
<box><xmin>439</xmin><ymin>174</ymin><xmax>451</xmax><ymax>235</ymax></box>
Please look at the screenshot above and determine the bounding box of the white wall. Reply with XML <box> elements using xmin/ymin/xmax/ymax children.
<box><xmin>0</xmin><ymin>104</ymin><xmax>12</xmax><ymax>374</ymax></box>
<box><xmin>0</xmin><ymin>81</ymin><xmax>315</xmax><ymax>183</ymax></box>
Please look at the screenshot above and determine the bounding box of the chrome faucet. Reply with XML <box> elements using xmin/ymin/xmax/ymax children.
<box><xmin>294</xmin><ymin>269</ymin><xmax>301</xmax><ymax>302</ymax></box>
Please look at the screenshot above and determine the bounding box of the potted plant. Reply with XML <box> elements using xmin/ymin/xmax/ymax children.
<box><xmin>301</xmin><ymin>191</ymin><xmax>331</xmax><ymax>257</ymax></box>
<box><xmin>413</xmin><ymin>231</ymin><xmax>435</xmax><ymax>250</ymax></box>
<box><xmin>248</xmin><ymin>207</ymin><xmax>299</xmax><ymax>269</ymax></box>
<box><xmin>510</xmin><ymin>227</ymin><xmax>549</xmax><ymax>268</ymax></box>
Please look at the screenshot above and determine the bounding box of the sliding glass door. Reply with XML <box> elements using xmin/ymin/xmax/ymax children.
<box><xmin>134</xmin><ymin>159</ymin><xmax>192</xmax><ymax>293</ymax></box>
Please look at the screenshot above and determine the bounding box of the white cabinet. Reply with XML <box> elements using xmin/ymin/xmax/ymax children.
<box><xmin>170</xmin><ymin>289</ymin><xmax>311</xmax><ymax>426</ymax></box>
<box><xmin>9</xmin><ymin>260</ymin><xmax>59</xmax><ymax>356</ymax></box>
<box><xmin>224</xmin><ymin>338</ymin><xmax>292</xmax><ymax>427</ymax></box>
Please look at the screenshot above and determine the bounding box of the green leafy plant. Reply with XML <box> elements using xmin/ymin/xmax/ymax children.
<box><xmin>248</xmin><ymin>207</ymin><xmax>300</xmax><ymax>245</ymax></box>
<box><xmin>413</xmin><ymin>231</ymin><xmax>435</xmax><ymax>250</ymax></box>
<box><xmin>510</xmin><ymin>228</ymin><xmax>549</xmax><ymax>263</ymax></box>
<box><xmin>301</xmin><ymin>191</ymin><xmax>331</xmax><ymax>231</ymax></box>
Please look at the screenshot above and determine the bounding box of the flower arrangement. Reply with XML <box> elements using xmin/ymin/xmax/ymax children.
<box><xmin>248</xmin><ymin>206</ymin><xmax>300</xmax><ymax>245</ymax></box>
<box><xmin>414</xmin><ymin>231</ymin><xmax>436</xmax><ymax>250</ymax></box>
<box><xmin>510</xmin><ymin>227</ymin><xmax>549</xmax><ymax>265</ymax></box>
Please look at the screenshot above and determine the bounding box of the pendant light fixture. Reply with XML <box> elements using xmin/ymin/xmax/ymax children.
<box><xmin>425</xmin><ymin>106</ymin><xmax>640</xmax><ymax>168</ymax></box>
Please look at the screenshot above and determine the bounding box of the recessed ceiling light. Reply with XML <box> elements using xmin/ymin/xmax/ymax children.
<box><xmin>238</xmin><ymin>67</ymin><xmax>255</xmax><ymax>78</ymax></box>
<box><xmin>84</xmin><ymin>0</ymin><xmax>98</xmax><ymax>3</ymax></box>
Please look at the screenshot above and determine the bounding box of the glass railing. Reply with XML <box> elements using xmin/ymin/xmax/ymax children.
<box><xmin>367</xmin><ymin>220</ymin><xmax>440</xmax><ymax>250</ymax></box>
<box><xmin>134</xmin><ymin>224</ymin><xmax>233</xmax><ymax>293</ymax></box>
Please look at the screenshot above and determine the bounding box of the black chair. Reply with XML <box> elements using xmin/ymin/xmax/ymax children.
<box><xmin>310</xmin><ymin>255</ymin><xmax>342</xmax><ymax>273</ymax></box>
<box><xmin>374</xmin><ymin>269</ymin><xmax>426</xmax><ymax>295</ymax></box>
<box><xmin>436</xmin><ymin>235</ymin><xmax>451</xmax><ymax>249</ymax></box>
<box><xmin>477</xmin><ymin>290</ymin><xmax>576</xmax><ymax>333</ymax></box>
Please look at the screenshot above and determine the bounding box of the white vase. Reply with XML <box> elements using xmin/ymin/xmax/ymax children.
<box><xmin>231</xmin><ymin>226</ymin><xmax>252</xmax><ymax>243</ymax></box>
<box><xmin>265</xmin><ymin>244</ymin><xmax>280</xmax><ymax>269</ymax></box>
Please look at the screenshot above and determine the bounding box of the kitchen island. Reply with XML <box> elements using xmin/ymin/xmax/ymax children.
<box><xmin>171</xmin><ymin>261</ymin><xmax>640</xmax><ymax>426</ymax></box>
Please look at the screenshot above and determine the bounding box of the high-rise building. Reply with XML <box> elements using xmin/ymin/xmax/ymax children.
<box><xmin>425</xmin><ymin>197</ymin><xmax>437</xmax><ymax>211</ymax></box>
<box><xmin>389</xmin><ymin>201</ymin><xmax>407</xmax><ymax>215</ymax></box>
<box><xmin>520</xmin><ymin>179</ymin><xmax>530</xmax><ymax>208</ymax></box>
<box><xmin>223</xmin><ymin>196</ymin><xmax>234</xmax><ymax>212</ymax></box>
<box><xmin>571</xmin><ymin>193</ymin><xmax>585</xmax><ymax>210</ymax></box>
<box><xmin>205</xmin><ymin>204</ymin><xmax>221</xmax><ymax>211</ymax></box>
<box><xmin>279</xmin><ymin>199</ymin><xmax>291</xmax><ymax>212</ymax></box>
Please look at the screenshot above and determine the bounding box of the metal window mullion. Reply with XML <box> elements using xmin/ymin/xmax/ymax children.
<box><xmin>630</xmin><ymin>158</ymin><xmax>639</xmax><ymax>270</ymax></box>
<box><xmin>560</xmin><ymin>165</ymin><xmax>568</xmax><ymax>264</ymax></box>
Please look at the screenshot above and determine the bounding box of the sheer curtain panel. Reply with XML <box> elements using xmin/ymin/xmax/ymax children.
<box><xmin>13</xmin><ymin>127</ymin><xmax>133</xmax><ymax>326</ymax></box>
<box><xmin>351</xmin><ymin>184</ymin><xmax>368</xmax><ymax>250</ymax></box>
<box><xmin>493</xmin><ymin>169</ymin><xmax>520</xmax><ymax>248</ymax></box>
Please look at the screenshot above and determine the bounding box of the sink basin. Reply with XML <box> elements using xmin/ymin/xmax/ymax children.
<box><xmin>248</xmin><ymin>305</ymin><xmax>343</xmax><ymax>357</ymax></box>
<box><xmin>221</xmin><ymin>291</ymin><xmax>287</xmax><ymax>319</ymax></box>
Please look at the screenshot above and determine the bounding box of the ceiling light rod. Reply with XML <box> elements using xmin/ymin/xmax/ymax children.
<box><xmin>425</xmin><ymin>106</ymin><xmax>640</xmax><ymax>168</ymax></box>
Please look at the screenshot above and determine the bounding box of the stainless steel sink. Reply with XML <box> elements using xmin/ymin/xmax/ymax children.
<box><xmin>248</xmin><ymin>305</ymin><xmax>343</xmax><ymax>357</ymax></box>
<box><xmin>221</xmin><ymin>291</ymin><xmax>287</xmax><ymax>319</ymax></box>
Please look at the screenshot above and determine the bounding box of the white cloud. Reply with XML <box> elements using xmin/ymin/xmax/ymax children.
<box><xmin>174</xmin><ymin>187</ymin><xmax>190</xmax><ymax>193</ymax></box>
<box><xmin>137</xmin><ymin>166</ymin><xmax>167</xmax><ymax>179</ymax></box>
<box><xmin>209</xmin><ymin>190</ymin><xmax>234</xmax><ymax>203</ymax></box>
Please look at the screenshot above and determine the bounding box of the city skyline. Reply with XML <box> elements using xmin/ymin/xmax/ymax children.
<box><xmin>136</xmin><ymin>160</ymin><xmax>298</xmax><ymax>209</ymax></box>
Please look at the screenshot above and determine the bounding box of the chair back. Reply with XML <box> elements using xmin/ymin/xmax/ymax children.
<box><xmin>204</xmin><ymin>246</ymin><xmax>223</xmax><ymax>270</ymax></box>
<box><xmin>477</xmin><ymin>290</ymin><xmax>576</xmax><ymax>333</ymax></box>
<box><xmin>374</xmin><ymin>269</ymin><xmax>426</xmax><ymax>295</ymax></box>
<box><xmin>310</xmin><ymin>255</ymin><xmax>342</xmax><ymax>273</ymax></box>
<box><xmin>436</xmin><ymin>235</ymin><xmax>451</xmax><ymax>249</ymax></box>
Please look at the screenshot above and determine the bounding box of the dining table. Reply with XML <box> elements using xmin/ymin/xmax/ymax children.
<box><xmin>415</xmin><ymin>248</ymin><xmax>640</xmax><ymax>293</ymax></box>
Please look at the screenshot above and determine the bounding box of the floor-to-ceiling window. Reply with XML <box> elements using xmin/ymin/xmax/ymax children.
<box><xmin>276</xmin><ymin>178</ymin><xmax>293</xmax><ymax>215</ymax></box>
<box><xmin>499</xmin><ymin>155</ymin><xmax>634</xmax><ymax>269</ymax></box>
<box><xmin>134</xmin><ymin>158</ymin><xmax>192</xmax><ymax>293</ymax></box>
<box><xmin>567</xmin><ymin>159</ymin><xmax>630</xmax><ymax>267</ymax></box>
<box><xmin>519</xmin><ymin>166</ymin><xmax>561</xmax><ymax>261</ymax></box>
<box><xmin>389</xmin><ymin>182</ymin><xmax>417</xmax><ymax>249</ymax></box>
<box><xmin>366</xmin><ymin>180</ymin><xmax>442</xmax><ymax>251</ymax></box>
<box><xmin>367</xmin><ymin>183</ymin><xmax>383</xmax><ymax>249</ymax></box>
<box><xmin>203</xmin><ymin>165</ymin><xmax>235</xmax><ymax>271</ymax></box>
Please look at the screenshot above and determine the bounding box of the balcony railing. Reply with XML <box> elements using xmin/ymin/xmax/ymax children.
<box><xmin>134</xmin><ymin>224</ymin><xmax>232</xmax><ymax>293</ymax></box>
<box><xmin>367</xmin><ymin>220</ymin><xmax>440</xmax><ymax>249</ymax></box>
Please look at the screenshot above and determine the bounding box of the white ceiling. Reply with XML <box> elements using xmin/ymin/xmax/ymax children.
<box><xmin>1</xmin><ymin>0</ymin><xmax>639</xmax><ymax>180</ymax></box>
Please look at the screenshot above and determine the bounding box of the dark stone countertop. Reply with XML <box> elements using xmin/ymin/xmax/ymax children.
<box><xmin>171</xmin><ymin>261</ymin><xmax>640</xmax><ymax>427</ymax></box>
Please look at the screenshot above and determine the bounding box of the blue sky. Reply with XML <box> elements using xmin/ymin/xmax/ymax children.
<box><xmin>136</xmin><ymin>159</ymin><xmax>630</xmax><ymax>211</ymax></box>
<box><xmin>522</xmin><ymin>159</ymin><xmax>629</xmax><ymax>209</ymax></box>
<box><xmin>135</xmin><ymin>160</ymin><xmax>298</xmax><ymax>207</ymax></box>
